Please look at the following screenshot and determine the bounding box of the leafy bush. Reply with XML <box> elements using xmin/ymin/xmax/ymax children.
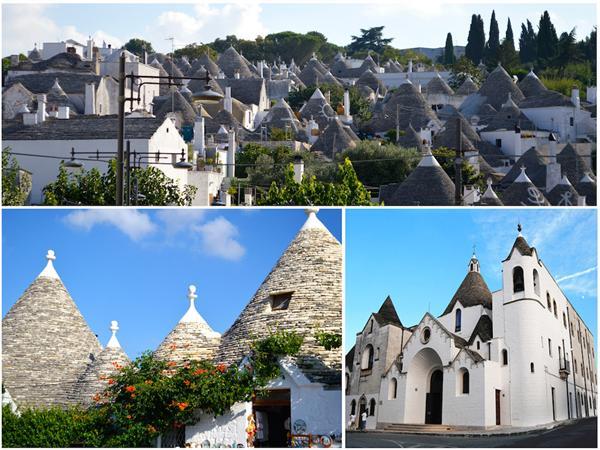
<box><xmin>2</xmin><ymin>148</ymin><xmax>31</xmax><ymax>205</ymax></box>
<box><xmin>315</xmin><ymin>332</ymin><xmax>342</xmax><ymax>351</ymax></box>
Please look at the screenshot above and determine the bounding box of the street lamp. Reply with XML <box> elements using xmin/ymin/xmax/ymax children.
<box><xmin>191</xmin><ymin>83</ymin><xmax>224</xmax><ymax>103</ymax></box>
<box><xmin>173</xmin><ymin>148</ymin><xmax>193</xmax><ymax>169</ymax></box>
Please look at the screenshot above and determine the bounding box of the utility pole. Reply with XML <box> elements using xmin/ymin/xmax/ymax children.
<box><xmin>116</xmin><ymin>51</ymin><xmax>125</xmax><ymax>206</ymax></box>
<box><xmin>166</xmin><ymin>37</ymin><xmax>175</xmax><ymax>112</ymax></box>
<box><xmin>395</xmin><ymin>104</ymin><xmax>400</xmax><ymax>144</ymax></box>
<box><xmin>454</xmin><ymin>115</ymin><xmax>463</xmax><ymax>206</ymax></box>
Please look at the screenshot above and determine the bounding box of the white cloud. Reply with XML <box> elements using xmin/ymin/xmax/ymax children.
<box><xmin>155</xmin><ymin>209</ymin><xmax>207</xmax><ymax>236</ymax></box>
<box><xmin>193</xmin><ymin>217</ymin><xmax>245</xmax><ymax>261</ymax></box>
<box><xmin>2</xmin><ymin>4</ymin><xmax>122</xmax><ymax>56</ymax></box>
<box><xmin>64</xmin><ymin>210</ymin><xmax>156</xmax><ymax>241</ymax></box>
<box><xmin>151</xmin><ymin>1</ymin><xmax>268</xmax><ymax>52</ymax></box>
<box><xmin>557</xmin><ymin>266</ymin><xmax>597</xmax><ymax>283</ymax></box>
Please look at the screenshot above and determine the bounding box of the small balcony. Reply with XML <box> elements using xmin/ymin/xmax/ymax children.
<box><xmin>559</xmin><ymin>358</ymin><xmax>571</xmax><ymax>379</ymax></box>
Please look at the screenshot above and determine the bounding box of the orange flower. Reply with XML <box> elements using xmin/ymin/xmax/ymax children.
<box><xmin>147</xmin><ymin>425</ymin><xmax>157</xmax><ymax>434</ymax></box>
<box><xmin>92</xmin><ymin>393</ymin><xmax>101</xmax><ymax>402</ymax></box>
<box><xmin>167</xmin><ymin>361</ymin><xmax>177</xmax><ymax>367</ymax></box>
<box><xmin>144</xmin><ymin>380</ymin><xmax>153</xmax><ymax>385</ymax></box>
<box><xmin>177</xmin><ymin>402</ymin><xmax>189</xmax><ymax>411</ymax></box>
<box><xmin>193</xmin><ymin>369</ymin><xmax>207</xmax><ymax>376</ymax></box>
<box><xmin>125</xmin><ymin>386</ymin><xmax>136</xmax><ymax>393</ymax></box>
<box><xmin>130</xmin><ymin>393</ymin><xmax>136</xmax><ymax>399</ymax></box>
<box><xmin>216</xmin><ymin>364</ymin><xmax>227</xmax><ymax>373</ymax></box>
<box><xmin>107</xmin><ymin>379</ymin><xmax>115</xmax><ymax>385</ymax></box>
<box><xmin>183</xmin><ymin>379</ymin><xmax>191</xmax><ymax>386</ymax></box>
<box><xmin>127</xmin><ymin>415</ymin><xmax>132</xmax><ymax>420</ymax></box>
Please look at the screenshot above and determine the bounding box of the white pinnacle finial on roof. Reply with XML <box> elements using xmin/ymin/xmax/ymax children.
<box><xmin>300</xmin><ymin>207</ymin><xmax>327</xmax><ymax>231</ymax></box>
<box><xmin>559</xmin><ymin>174</ymin><xmax>572</xmax><ymax>186</ymax></box>
<box><xmin>106</xmin><ymin>320</ymin><xmax>122</xmax><ymax>348</ymax></box>
<box><xmin>580</xmin><ymin>172</ymin><xmax>594</xmax><ymax>183</ymax></box>
<box><xmin>482</xmin><ymin>177</ymin><xmax>500</xmax><ymax>200</ymax></box>
<box><xmin>38</xmin><ymin>249</ymin><xmax>60</xmax><ymax>279</ymax></box>
<box><xmin>180</xmin><ymin>284</ymin><xmax>206</xmax><ymax>324</ymax></box>
<box><xmin>515</xmin><ymin>166</ymin><xmax>532</xmax><ymax>183</ymax></box>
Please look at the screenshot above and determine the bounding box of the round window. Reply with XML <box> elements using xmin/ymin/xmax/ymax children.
<box><xmin>421</xmin><ymin>327</ymin><xmax>431</xmax><ymax>344</ymax></box>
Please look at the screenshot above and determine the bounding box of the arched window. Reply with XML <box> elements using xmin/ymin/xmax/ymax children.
<box><xmin>462</xmin><ymin>370</ymin><xmax>470</xmax><ymax>394</ymax></box>
<box><xmin>563</xmin><ymin>313</ymin><xmax>567</xmax><ymax>328</ymax></box>
<box><xmin>369</xmin><ymin>320</ymin><xmax>373</xmax><ymax>334</ymax></box>
<box><xmin>361</xmin><ymin>345</ymin><xmax>374</xmax><ymax>370</ymax></box>
<box><xmin>369</xmin><ymin>398</ymin><xmax>376</xmax><ymax>416</ymax></box>
<box><xmin>477</xmin><ymin>341</ymin><xmax>480</xmax><ymax>350</ymax></box>
<box><xmin>553</xmin><ymin>300</ymin><xmax>557</xmax><ymax>318</ymax></box>
<box><xmin>502</xmin><ymin>349</ymin><xmax>509</xmax><ymax>365</ymax></box>
<box><xmin>547</xmin><ymin>292</ymin><xmax>552</xmax><ymax>309</ymax></box>
<box><xmin>350</xmin><ymin>399</ymin><xmax>356</xmax><ymax>415</ymax></box>
<box><xmin>345</xmin><ymin>373</ymin><xmax>350</xmax><ymax>394</ymax></box>
<box><xmin>513</xmin><ymin>266</ymin><xmax>524</xmax><ymax>293</ymax></box>
<box><xmin>530</xmin><ymin>362</ymin><xmax>535</xmax><ymax>373</ymax></box>
<box><xmin>455</xmin><ymin>309</ymin><xmax>462</xmax><ymax>332</ymax></box>
<box><xmin>533</xmin><ymin>269</ymin><xmax>540</xmax><ymax>296</ymax></box>
<box><xmin>389</xmin><ymin>378</ymin><xmax>398</xmax><ymax>400</ymax></box>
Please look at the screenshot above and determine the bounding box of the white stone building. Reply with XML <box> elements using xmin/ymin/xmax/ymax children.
<box><xmin>346</xmin><ymin>227</ymin><xmax>597</xmax><ymax>430</ymax></box>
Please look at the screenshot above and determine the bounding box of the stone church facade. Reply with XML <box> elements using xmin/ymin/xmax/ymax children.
<box><xmin>346</xmin><ymin>227</ymin><xmax>597</xmax><ymax>429</ymax></box>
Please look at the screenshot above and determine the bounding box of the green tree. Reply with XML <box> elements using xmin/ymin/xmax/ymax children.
<box><xmin>432</xmin><ymin>147</ymin><xmax>483</xmax><ymax>189</ymax></box>
<box><xmin>123</xmin><ymin>38</ymin><xmax>154</xmax><ymax>57</ymax></box>
<box><xmin>519</xmin><ymin>20</ymin><xmax>537</xmax><ymax>64</ymax></box>
<box><xmin>173</xmin><ymin>44</ymin><xmax>217</xmax><ymax>61</ymax></box>
<box><xmin>465</xmin><ymin>14</ymin><xmax>486</xmax><ymax>65</ymax></box>
<box><xmin>537</xmin><ymin>11</ymin><xmax>559</xmax><ymax>66</ymax></box>
<box><xmin>42</xmin><ymin>160</ymin><xmax>197</xmax><ymax>206</ymax></box>
<box><xmin>484</xmin><ymin>10</ymin><xmax>500</xmax><ymax>67</ymax></box>
<box><xmin>554</xmin><ymin>29</ymin><xmax>580</xmax><ymax>70</ymax></box>
<box><xmin>448</xmin><ymin>56</ymin><xmax>482</xmax><ymax>89</ymax></box>
<box><xmin>259</xmin><ymin>159</ymin><xmax>372</xmax><ymax>206</ymax></box>
<box><xmin>347</xmin><ymin>26</ymin><xmax>393</xmax><ymax>56</ymax></box>
<box><xmin>338</xmin><ymin>141</ymin><xmax>420</xmax><ymax>187</ymax></box>
<box><xmin>443</xmin><ymin>33</ymin><xmax>456</xmax><ymax>66</ymax></box>
<box><xmin>498</xmin><ymin>19</ymin><xmax>519</xmax><ymax>71</ymax></box>
<box><xmin>2</xmin><ymin>148</ymin><xmax>31</xmax><ymax>205</ymax></box>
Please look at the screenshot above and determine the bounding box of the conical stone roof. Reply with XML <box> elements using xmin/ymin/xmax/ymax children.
<box><xmin>426</xmin><ymin>73</ymin><xmax>454</xmax><ymax>96</ymax></box>
<box><xmin>499</xmin><ymin>147</ymin><xmax>547</xmax><ymax>189</ymax></box>
<box><xmin>373</xmin><ymin>296</ymin><xmax>402</xmax><ymax>327</ymax></box>
<box><xmin>155</xmin><ymin>89</ymin><xmax>198</xmax><ymax>126</ymax></box>
<box><xmin>557</xmin><ymin>143</ymin><xmax>594</xmax><ymax>187</ymax></box>
<box><xmin>299</xmin><ymin>88</ymin><xmax>336</xmax><ymax>128</ymax></box>
<box><xmin>388</xmin><ymin>153</ymin><xmax>456</xmax><ymax>206</ymax></box>
<box><xmin>455</xmin><ymin>76</ymin><xmax>478</xmax><ymax>96</ymax></box>
<box><xmin>310</xmin><ymin>118</ymin><xmax>359</xmax><ymax>159</ymax></box>
<box><xmin>215</xmin><ymin>209</ymin><xmax>342</xmax><ymax>373</ymax></box>
<box><xmin>261</xmin><ymin>98</ymin><xmax>301</xmax><ymax>132</ymax></box>
<box><xmin>575</xmin><ymin>173</ymin><xmax>596</xmax><ymax>206</ymax></box>
<box><xmin>360</xmin><ymin>54</ymin><xmax>380</xmax><ymax>73</ymax></box>
<box><xmin>397</xmin><ymin>124</ymin><xmax>424</xmax><ymax>151</ymax></box>
<box><xmin>193</xmin><ymin>53</ymin><xmax>220</xmax><ymax>77</ymax></box>
<box><xmin>500</xmin><ymin>167</ymin><xmax>550</xmax><ymax>206</ymax></box>
<box><xmin>546</xmin><ymin>175</ymin><xmax>581</xmax><ymax>206</ymax></box>
<box><xmin>441</xmin><ymin>255</ymin><xmax>492</xmax><ymax>315</ymax></box>
<box><xmin>478</xmin><ymin>178</ymin><xmax>504</xmax><ymax>206</ymax></box>
<box><xmin>2</xmin><ymin>250</ymin><xmax>102</xmax><ymax>408</ymax></box>
<box><xmin>304</xmin><ymin>56</ymin><xmax>328</xmax><ymax>75</ymax></box>
<box><xmin>518</xmin><ymin>70</ymin><xmax>547</xmax><ymax>98</ymax></box>
<box><xmin>162</xmin><ymin>58</ymin><xmax>185</xmax><ymax>78</ymax></box>
<box><xmin>70</xmin><ymin>321</ymin><xmax>130</xmax><ymax>406</ymax></box>
<box><xmin>217</xmin><ymin>46</ymin><xmax>254</xmax><ymax>79</ymax></box>
<box><xmin>356</xmin><ymin>70</ymin><xmax>387</xmax><ymax>95</ymax></box>
<box><xmin>298</xmin><ymin>65</ymin><xmax>324</xmax><ymax>87</ymax></box>
<box><xmin>155</xmin><ymin>285</ymin><xmax>221</xmax><ymax>365</ymax></box>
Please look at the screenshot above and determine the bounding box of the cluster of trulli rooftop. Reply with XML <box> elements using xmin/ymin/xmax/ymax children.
<box><xmin>2</xmin><ymin>209</ymin><xmax>343</xmax><ymax>444</ymax></box>
<box><xmin>2</xmin><ymin>37</ymin><xmax>597</xmax><ymax>206</ymax></box>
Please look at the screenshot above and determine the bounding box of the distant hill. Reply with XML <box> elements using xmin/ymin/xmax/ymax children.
<box><xmin>400</xmin><ymin>46</ymin><xmax>466</xmax><ymax>61</ymax></box>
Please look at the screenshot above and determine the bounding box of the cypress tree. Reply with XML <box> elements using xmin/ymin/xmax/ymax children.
<box><xmin>466</xmin><ymin>14</ymin><xmax>485</xmax><ymax>65</ymax></box>
<box><xmin>443</xmin><ymin>32</ymin><xmax>456</xmax><ymax>65</ymax></box>
<box><xmin>537</xmin><ymin>11</ymin><xmax>559</xmax><ymax>64</ymax></box>
<box><xmin>484</xmin><ymin>10</ymin><xmax>500</xmax><ymax>67</ymax></box>
<box><xmin>519</xmin><ymin>20</ymin><xmax>537</xmax><ymax>64</ymax></box>
<box><xmin>499</xmin><ymin>19</ymin><xmax>519</xmax><ymax>70</ymax></box>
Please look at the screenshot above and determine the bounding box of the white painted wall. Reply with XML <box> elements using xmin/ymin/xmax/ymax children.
<box><xmin>186</xmin><ymin>402</ymin><xmax>251</xmax><ymax>448</ymax></box>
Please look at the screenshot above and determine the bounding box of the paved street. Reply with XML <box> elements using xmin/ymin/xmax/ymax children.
<box><xmin>346</xmin><ymin>418</ymin><xmax>597</xmax><ymax>448</ymax></box>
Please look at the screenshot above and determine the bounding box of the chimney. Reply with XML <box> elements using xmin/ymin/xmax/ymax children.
<box><xmin>325</xmin><ymin>90</ymin><xmax>331</xmax><ymax>103</ymax></box>
<box><xmin>307</xmin><ymin>117</ymin><xmax>319</xmax><ymax>144</ymax></box>
<box><xmin>417</xmin><ymin>83</ymin><xmax>422</xmax><ymax>93</ymax></box>
<box><xmin>57</xmin><ymin>106</ymin><xmax>69</xmax><ymax>119</ymax></box>
<box><xmin>586</xmin><ymin>86</ymin><xmax>597</xmax><ymax>105</ymax></box>
<box><xmin>571</xmin><ymin>87</ymin><xmax>580</xmax><ymax>109</ymax></box>
<box><xmin>84</xmin><ymin>83</ymin><xmax>96</xmax><ymax>115</ymax></box>
<box><xmin>546</xmin><ymin>133</ymin><xmax>561</xmax><ymax>192</ymax></box>
<box><xmin>194</xmin><ymin>117</ymin><xmax>206</xmax><ymax>157</ymax></box>
<box><xmin>578</xmin><ymin>195</ymin><xmax>586</xmax><ymax>206</ymax></box>
<box><xmin>343</xmin><ymin>90</ymin><xmax>351</xmax><ymax>120</ymax></box>
<box><xmin>10</xmin><ymin>54</ymin><xmax>19</xmax><ymax>66</ymax></box>
<box><xmin>408</xmin><ymin>59</ymin><xmax>413</xmax><ymax>73</ymax></box>
<box><xmin>86</xmin><ymin>36</ymin><xmax>93</xmax><ymax>61</ymax></box>
<box><xmin>23</xmin><ymin>112</ymin><xmax>38</xmax><ymax>126</ymax></box>
<box><xmin>293</xmin><ymin>154</ymin><xmax>304</xmax><ymax>183</ymax></box>
<box><xmin>226</xmin><ymin>129</ymin><xmax>236</xmax><ymax>178</ymax></box>
<box><xmin>93</xmin><ymin>50</ymin><xmax>100</xmax><ymax>75</ymax></box>
<box><xmin>224</xmin><ymin>87</ymin><xmax>233</xmax><ymax>114</ymax></box>
<box><xmin>234</xmin><ymin>70</ymin><xmax>240</xmax><ymax>80</ymax></box>
<box><xmin>36</xmin><ymin>94</ymin><xmax>47</xmax><ymax>123</ymax></box>
<box><xmin>258</xmin><ymin>60</ymin><xmax>264</xmax><ymax>78</ymax></box>
<box><xmin>142</xmin><ymin>48</ymin><xmax>148</xmax><ymax>65</ymax></box>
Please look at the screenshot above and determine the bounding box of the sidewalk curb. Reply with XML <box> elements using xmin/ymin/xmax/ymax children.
<box><xmin>347</xmin><ymin>419</ymin><xmax>580</xmax><ymax>438</ymax></box>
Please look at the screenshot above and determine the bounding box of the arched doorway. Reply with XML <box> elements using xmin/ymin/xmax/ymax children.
<box><xmin>425</xmin><ymin>370</ymin><xmax>443</xmax><ymax>424</ymax></box>
<box><xmin>358</xmin><ymin>396</ymin><xmax>367</xmax><ymax>416</ymax></box>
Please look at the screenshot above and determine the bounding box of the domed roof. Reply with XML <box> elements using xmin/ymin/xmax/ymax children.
<box><xmin>215</xmin><ymin>209</ymin><xmax>342</xmax><ymax>372</ymax></box>
<box><xmin>154</xmin><ymin>89</ymin><xmax>197</xmax><ymax>126</ymax></box>
<box><xmin>2</xmin><ymin>250</ymin><xmax>102</xmax><ymax>408</ymax></box>
<box><xmin>500</xmin><ymin>167</ymin><xmax>550</xmax><ymax>206</ymax></box>
<box><xmin>70</xmin><ymin>321</ymin><xmax>130</xmax><ymax>405</ymax></box>
<box><xmin>310</xmin><ymin>118</ymin><xmax>359</xmax><ymax>159</ymax></box>
<box><xmin>388</xmin><ymin>153</ymin><xmax>456</xmax><ymax>206</ymax></box>
<box><xmin>455</xmin><ymin>76</ymin><xmax>478</xmax><ymax>96</ymax></box>
<box><xmin>162</xmin><ymin>58</ymin><xmax>184</xmax><ymax>78</ymax></box>
<box><xmin>155</xmin><ymin>285</ymin><xmax>221</xmax><ymax>365</ymax></box>
<box><xmin>441</xmin><ymin>254</ymin><xmax>492</xmax><ymax>316</ymax></box>
<box><xmin>425</xmin><ymin>73</ymin><xmax>454</xmax><ymax>96</ymax></box>
<box><xmin>356</xmin><ymin>69</ymin><xmax>387</xmax><ymax>95</ymax></box>
<box><xmin>299</xmin><ymin>88</ymin><xmax>336</xmax><ymax>128</ymax></box>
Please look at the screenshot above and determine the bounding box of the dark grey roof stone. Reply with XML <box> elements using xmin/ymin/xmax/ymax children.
<box><xmin>298</xmin><ymin>65</ymin><xmax>325</xmax><ymax>87</ymax></box>
<box><xmin>261</xmin><ymin>98</ymin><xmax>301</xmax><ymax>132</ymax></box>
<box><xmin>455</xmin><ymin>77</ymin><xmax>478</xmax><ymax>96</ymax></box>
<box><xmin>397</xmin><ymin>124</ymin><xmax>425</xmax><ymax>151</ymax></box>
<box><xmin>505</xmin><ymin>235</ymin><xmax>534</xmax><ymax>260</ymax></box>
<box><xmin>482</xmin><ymin>96</ymin><xmax>536</xmax><ymax>131</ymax></box>
<box><xmin>546</xmin><ymin>177</ymin><xmax>582</xmax><ymax>206</ymax></box>
<box><xmin>155</xmin><ymin>90</ymin><xmax>198</xmax><ymax>126</ymax></box>
<box><xmin>442</xmin><ymin>269</ymin><xmax>493</xmax><ymax>316</ymax></box>
<box><xmin>425</xmin><ymin>74</ymin><xmax>454</xmax><ymax>96</ymax></box>
<box><xmin>557</xmin><ymin>144</ymin><xmax>594</xmax><ymax>187</ymax></box>
<box><xmin>217</xmin><ymin>78</ymin><xmax>265</xmax><ymax>106</ymax></box>
<box><xmin>6</xmin><ymin>73</ymin><xmax>103</xmax><ymax>94</ymax></box>
<box><xmin>468</xmin><ymin>315</ymin><xmax>493</xmax><ymax>344</ymax></box>
<box><xmin>2</xmin><ymin>115</ymin><xmax>169</xmax><ymax>141</ymax></box>
<box><xmin>519</xmin><ymin>90</ymin><xmax>574</xmax><ymax>108</ymax></box>
<box><xmin>299</xmin><ymin>88</ymin><xmax>336</xmax><ymax>128</ymax></box>
<box><xmin>373</xmin><ymin>296</ymin><xmax>402</xmax><ymax>327</ymax></box>
<box><xmin>499</xmin><ymin>147</ymin><xmax>547</xmax><ymax>189</ymax></box>
<box><xmin>518</xmin><ymin>71</ymin><xmax>547</xmax><ymax>98</ymax></box>
<box><xmin>575</xmin><ymin>175</ymin><xmax>596</xmax><ymax>206</ymax></box>
<box><xmin>12</xmin><ymin>52</ymin><xmax>95</xmax><ymax>73</ymax></box>
<box><xmin>500</xmin><ymin>169</ymin><xmax>551</xmax><ymax>206</ymax></box>
<box><xmin>217</xmin><ymin>47</ymin><xmax>254</xmax><ymax>79</ymax></box>
<box><xmin>310</xmin><ymin>118</ymin><xmax>358</xmax><ymax>160</ymax></box>
<box><xmin>460</xmin><ymin>64</ymin><xmax>524</xmax><ymax>115</ymax></box>
<box><xmin>162</xmin><ymin>58</ymin><xmax>184</xmax><ymax>78</ymax></box>
<box><xmin>388</xmin><ymin>153</ymin><xmax>456</xmax><ymax>206</ymax></box>
<box><xmin>356</xmin><ymin>70</ymin><xmax>387</xmax><ymax>95</ymax></box>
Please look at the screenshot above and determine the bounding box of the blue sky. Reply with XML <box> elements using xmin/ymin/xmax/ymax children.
<box><xmin>2</xmin><ymin>2</ymin><xmax>596</xmax><ymax>56</ymax></box>
<box><xmin>2</xmin><ymin>208</ymin><xmax>341</xmax><ymax>358</ymax></box>
<box><xmin>345</xmin><ymin>209</ymin><xmax>597</xmax><ymax>353</ymax></box>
